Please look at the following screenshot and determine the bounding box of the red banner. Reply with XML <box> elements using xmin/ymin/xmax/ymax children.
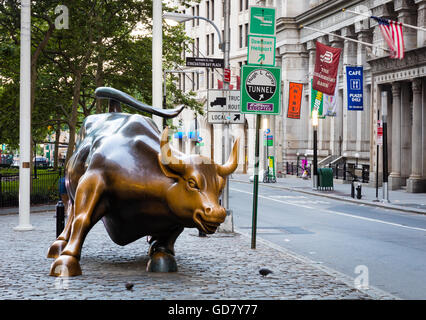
<box><xmin>287</xmin><ymin>82</ymin><xmax>303</xmax><ymax>119</ymax></box>
<box><xmin>312</xmin><ymin>41</ymin><xmax>341</xmax><ymax>95</ymax></box>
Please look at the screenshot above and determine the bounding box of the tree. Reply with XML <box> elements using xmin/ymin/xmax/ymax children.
<box><xmin>0</xmin><ymin>0</ymin><xmax>202</xmax><ymax>165</ymax></box>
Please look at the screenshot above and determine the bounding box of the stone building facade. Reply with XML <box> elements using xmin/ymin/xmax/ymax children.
<box><xmin>174</xmin><ymin>0</ymin><xmax>426</xmax><ymax>192</ymax></box>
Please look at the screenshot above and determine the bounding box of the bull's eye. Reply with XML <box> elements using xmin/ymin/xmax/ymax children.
<box><xmin>188</xmin><ymin>179</ymin><xmax>199</xmax><ymax>190</ymax></box>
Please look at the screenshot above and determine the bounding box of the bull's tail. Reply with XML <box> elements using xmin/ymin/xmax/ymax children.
<box><xmin>95</xmin><ymin>87</ymin><xmax>184</xmax><ymax>118</ymax></box>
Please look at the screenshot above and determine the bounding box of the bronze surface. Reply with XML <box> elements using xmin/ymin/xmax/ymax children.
<box><xmin>48</xmin><ymin>111</ymin><xmax>239</xmax><ymax>277</ymax></box>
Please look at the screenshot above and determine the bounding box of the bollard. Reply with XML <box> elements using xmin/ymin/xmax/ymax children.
<box><xmin>356</xmin><ymin>184</ymin><xmax>362</xmax><ymax>199</ymax></box>
<box><xmin>56</xmin><ymin>200</ymin><xmax>65</xmax><ymax>238</ymax></box>
<box><xmin>351</xmin><ymin>181</ymin><xmax>355</xmax><ymax>198</ymax></box>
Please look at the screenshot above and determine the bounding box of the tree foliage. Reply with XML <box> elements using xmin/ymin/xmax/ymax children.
<box><xmin>0</xmin><ymin>0</ymin><xmax>202</xmax><ymax>161</ymax></box>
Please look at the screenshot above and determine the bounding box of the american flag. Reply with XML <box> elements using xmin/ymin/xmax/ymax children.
<box><xmin>371</xmin><ymin>16</ymin><xmax>405</xmax><ymax>59</ymax></box>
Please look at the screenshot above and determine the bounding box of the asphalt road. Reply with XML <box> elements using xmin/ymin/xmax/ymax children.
<box><xmin>229</xmin><ymin>180</ymin><xmax>426</xmax><ymax>300</ymax></box>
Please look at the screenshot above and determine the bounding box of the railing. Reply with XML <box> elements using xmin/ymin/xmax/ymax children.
<box><xmin>0</xmin><ymin>169</ymin><xmax>65</xmax><ymax>208</ymax></box>
<box><xmin>286</xmin><ymin>161</ymin><xmax>369</xmax><ymax>183</ymax></box>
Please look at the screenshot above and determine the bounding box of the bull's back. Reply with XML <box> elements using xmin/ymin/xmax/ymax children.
<box><xmin>66</xmin><ymin>113</ymin><xmax>161</xmax><ymax>201</ymax></box>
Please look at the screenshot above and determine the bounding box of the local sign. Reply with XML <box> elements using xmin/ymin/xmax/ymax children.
<box><xmin>240</xmin><ymin>65</ymin><xmax>281</xmax><ymax>115</ymax></box>
<box><xmin>207</xmin><ymin>112</ymin><xmax>245</xmax><ymax>124</ymax></box>
<box><xmin>249</xmin><ymin>6</ymin><xmax>276</xmax><ymax>36</ymax></box>
<box><xmin>247</xmin><ymin>35</ymin><xmax>276</xmax><ymax>66</ymax></box>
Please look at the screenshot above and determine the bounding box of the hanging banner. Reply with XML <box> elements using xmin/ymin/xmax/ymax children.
<box><xmin>312</xmin><ymin>41</ymin><xmax>342</xmax><ymax>95</ymax></box>
<box><xmin>311</xmin><ymin>79</ymin><xmax>324</xmax><ymax>118</ymax></box>
<box><xmin>287</xmin><ymin>82</ymin><xmax>303</xmax><ymax>119</ymax></box>
<box><xmin>346</xmin><ymin>66</ymin><xmax>363</xmax><ymax>111</ymax></box>
<box><xmin>323</xmin><ymin>75</ymin><xmax>339</xmax><ymax>117</ymax></box>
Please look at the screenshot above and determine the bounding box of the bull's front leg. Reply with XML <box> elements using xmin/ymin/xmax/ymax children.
<box><xmin>49</xmin><ymin>171</ymin><xmax>106</xmax><ymax>277</ymax></box>
<box><xmin>147</xmin><ymin>226</ymin><xmax>184</xmax><ymax>272</ymax></box>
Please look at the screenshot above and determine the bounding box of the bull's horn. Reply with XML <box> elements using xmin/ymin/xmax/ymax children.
<box><xmin>160</xmin><ymin>127</ymin><xmax>186</xmax><ymax>173</ymax></box>
<box><xmin>217</xmin><ymin>138</ymin><xmax>240</xmax><ymax>177</ymax></box>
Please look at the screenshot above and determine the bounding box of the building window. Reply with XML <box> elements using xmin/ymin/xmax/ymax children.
<box><xmin>196</xmin><ymin>72</ymin><xmax>200</xmax><ymax>90</ymax></box>
<box><xmin>245</xmin><ymin>23</ymin><xmax>248</xmax><ymax>47</ymax></box>
<box><xmin>245</xmin><ymin>0</ymin><xmax>249</xmax><ymax>10</ymax></box>
<box><xmin>196</xmin><ymin>37</ymin><xmax>199</xmax><ymax>57</ymax></box>
<box><xmin>192</xmin><ymin>6</ymin><xmax>195</xmax><ymax>27</ymax></box>
<box><xmin>240</xmin><ymin>0</ymin><xmax>243</xmax><ymax>11</ymax></box>
<box><xmin>206</xmin><ymin>1</ymin><xmax>210</xmax><ymax>20</ymax></box>
<box><xmin>196</xmin><ymin>5</ymin><xmax>200</xmax><ymax>25</ymax></box>
<box><xmin>239</xmin><ymin>25</ymin><xmax>243</xmax><ymax>48</ymax></box>
<box><xmin>192</xmin><ymin>72</ymin><xmax>195</xmax><ymax>91</ymax></box>
<box><xmin>206</xmin><ymin>34</ymin><xmax>210</xmax><ymax>55</ymax></box>
<box><xmin>211</xmin><ymin>0</ymin><xmax>215</xmax><ymax>20</ymax></box>
<box><xmin>211</xmin><ymin>33</ymin><xmax>215</xmax><ymax>55</ymax></box>
<box><xmin>211</xmin><ymin>71</ymin><xmax>215</xmax><ymax>89</ymax></box>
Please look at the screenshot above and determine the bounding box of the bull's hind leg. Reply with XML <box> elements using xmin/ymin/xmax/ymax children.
<box><xmin>49</xmin><ymin>172</ymin><xmax>106</xmax><ymax>277</ymax></box>
<box><xmin>147</xmin><ymin>226</ymin><xmax>184</xmax><ymax>272</ymax></box>
<box><xmin>47</xmin><ymin>200</ymin><xmax>75</xmax><ymax>258</ymax></box>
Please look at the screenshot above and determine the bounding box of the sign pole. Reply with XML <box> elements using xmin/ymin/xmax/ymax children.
<box><xmin>251</xmin><ymin>114</ymin><xmax>261</xmax><ymax>249</ymax></box>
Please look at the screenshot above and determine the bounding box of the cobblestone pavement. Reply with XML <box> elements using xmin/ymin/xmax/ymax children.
<box><xmin>0</xmin><ymin>211</ymin><xmax>396</xmax><ymax>300</ymax></box>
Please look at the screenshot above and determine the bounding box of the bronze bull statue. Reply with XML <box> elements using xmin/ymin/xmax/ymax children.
<box><xmin>47</xmin><ymin>87</ymin><xmax>239</xmax><ymax>277</ymax></box>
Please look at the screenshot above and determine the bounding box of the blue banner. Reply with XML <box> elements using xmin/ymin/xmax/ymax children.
<box><xmin>346</xmin><ymin>66</ymin><xmax>363</xmax><ymax>111</ymax></box>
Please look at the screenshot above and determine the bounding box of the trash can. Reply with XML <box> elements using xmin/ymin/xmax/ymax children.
<box><xmin>318</xmin><ymin>168</ymin><xmax>334</xmax><ymax>190</ymax></box>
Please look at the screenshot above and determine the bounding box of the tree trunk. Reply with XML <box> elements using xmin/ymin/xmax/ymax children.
<box><xmin>65</xmin><ymin>71</ymin><xmax>83</xmax><ymax>166</ymax></box>
<box><xmin>53</xmin><ymin>122</ymin><xmax>60</xmax><ymax>171</ymax></box>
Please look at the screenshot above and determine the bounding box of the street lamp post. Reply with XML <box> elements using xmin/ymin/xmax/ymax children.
<box><xmin>296</xmin><ymin>152</ymin><xmax>300</xmax><ymax>176</ymax></box>
<box><xmin>312</xmin><ymin>109</ymin><xmax>319</xmax><ymax>190</ymax></box>
<box><xmin>382</xmin><ymin>91</ymin><xmax>390</xmax><ymax>203</ymax></box>
<box><xmin>15</xmin><ymin>0</ymin><xmax>34</xmax><ymax>231</ymax></box>
<box><xmin>163</xmin><ymin>8</ymin><xmax>234</xmax><ymax>232</ymax></box>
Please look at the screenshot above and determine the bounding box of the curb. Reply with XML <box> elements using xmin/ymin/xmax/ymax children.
<box><xmin>231</xmin><ymin>179</ymin><xmax>426</xmax><ymax>215</ymax></box>
<box><xmin>236</xmin><ymin>228</ymin><xmax>400</xmax><ymax>300</ymax></box>
<box><xmin>0</xmin><ymin>205</ymin><xmax>56</xmax><ymax>216</ymax></box>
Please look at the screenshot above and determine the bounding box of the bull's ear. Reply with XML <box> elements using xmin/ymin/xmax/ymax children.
<box><xmin>157</xmin><ymin>154</ymin><xmax>181</xmax><ymax>180</ymax></box>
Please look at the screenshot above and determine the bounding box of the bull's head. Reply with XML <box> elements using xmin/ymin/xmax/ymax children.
<box><xmin>158</xmin><ymin>127</ymin><xmax>239</xmax><ymax>234</ymax></box>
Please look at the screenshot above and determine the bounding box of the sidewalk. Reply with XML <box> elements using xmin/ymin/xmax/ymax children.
<box><xmin>0</xmin><ymin>209</ymin><xmax>396</xmax><ymax>300</ymax></box>
<box><xmin>231</xmin><ymin>174</ymin><xmax>426</xmax><ymax>215</ymax></box>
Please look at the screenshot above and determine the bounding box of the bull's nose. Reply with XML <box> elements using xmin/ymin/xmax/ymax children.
<box><xmin>204</xmin><ymin>206</ymin><xmax>226</xmax><ymax>222</ymax></box>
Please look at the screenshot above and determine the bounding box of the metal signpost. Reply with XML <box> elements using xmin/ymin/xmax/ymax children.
<box><xmin>242</xmin><ymin>6</ymin><xmax>278</xmax><ymax>249</ymax></box>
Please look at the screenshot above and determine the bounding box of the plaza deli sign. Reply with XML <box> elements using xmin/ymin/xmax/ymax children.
<box><xmin>312</xmin><ymin>41</ymin><xmax>342</xmax><ymax>95</ymax></box>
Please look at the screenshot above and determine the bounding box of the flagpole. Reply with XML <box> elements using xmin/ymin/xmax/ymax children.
<box><xmin>299</xmin><ymin>25</ymin><xmax>390</xmax><ymax>52</ymax></box>
<box><xmin>342</xmin><ymin>8</ymin><xmax>426</xmax><ymax>32</ymax></box>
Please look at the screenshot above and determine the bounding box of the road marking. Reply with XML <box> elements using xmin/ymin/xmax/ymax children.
<box><xmin>230</xmin><ymin>187</ymin><xmax>426</xmax><ymax>233</ymax></box>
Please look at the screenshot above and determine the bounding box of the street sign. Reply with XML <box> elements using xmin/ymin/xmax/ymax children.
<box><xmin>240</xmin><ymin>65</ymin><xmax>281</xmax><ymax>115</ymax></box>
<box><xmin>377</xmin><ymin>120</ymin><xmax>383</xmax><ymax>145</ymax></box>
<box><xmin>247</xmin><ymin>35</ymin><xmax>276</xmax><ymax>66</ymax></box>
<box><xmin>208</xmin><ymin>90</ymin><xmax>241</xmax><ymax>112</ymax></box>
<box><xmin>207</xmin><ymin>112</ymin><xmax>245</xmax><ymax>124</ymax></box>
<box><xmin>186</xmin><ymin>57</ymin><xmax>224</xmax><ymax>68</ymax></box>
<box><xmin>249</xmin><ymin>6</ymin><xmax>276</xmax><ymax>36</ymax></box>
<box><xmin>224</xmin><ymin>68</ymin><xmax>231</xmax><ymax>82</ymax></box>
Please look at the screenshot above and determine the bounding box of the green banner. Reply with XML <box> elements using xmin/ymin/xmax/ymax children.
<box><xmin>310</xmin><ymin>80</ymin><xmax>325</xmax><ymax>119</ymax></box>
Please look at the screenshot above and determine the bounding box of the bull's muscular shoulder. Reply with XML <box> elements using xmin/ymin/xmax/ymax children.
<box><xmin>68</xmin><ymin>113</ymin><xmax>164</xmax><ymax>197</ymax></box>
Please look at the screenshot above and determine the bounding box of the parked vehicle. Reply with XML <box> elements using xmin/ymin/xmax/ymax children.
<box><xmin>0</xmin><ymin>154</ymin><xmax>13</xmax><ymax>167</ymax></box>
<box><xmin>33</xmin><ymin>156</ymin><xmax>50</xmax><ymax>168</ymax></box>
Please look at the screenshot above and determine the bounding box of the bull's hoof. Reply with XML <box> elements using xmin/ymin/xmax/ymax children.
<box><xmin>47</xmin><ymin>240</ymin><xmax>68</xmax><ymax>259</ymax></box>
<box><xmin>49</xmin><ymin>255</ymin><xmax>82</xmax><ymax>277</ymax></box>
<box><xmin>146</xmin><ymin>251</ymin><xmax>177</xmax><ymax>273</ymax></box>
